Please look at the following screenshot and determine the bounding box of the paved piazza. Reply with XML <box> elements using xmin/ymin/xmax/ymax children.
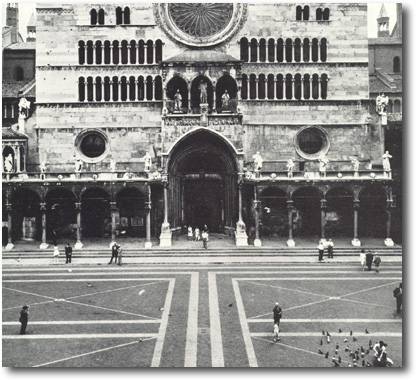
<box><xmin>2</xmin><ymin>261</ymin><xmax>402</xmax><ymax>367</ymax></box>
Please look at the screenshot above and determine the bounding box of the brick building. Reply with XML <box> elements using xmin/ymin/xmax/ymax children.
<box><xmin>2</xmin><ymin>3</ymin><xmax>397</xmax><ymax>250</ymax></box>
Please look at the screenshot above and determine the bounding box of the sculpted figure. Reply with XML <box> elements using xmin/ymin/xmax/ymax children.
<box><xmin>287</xmin><ymin>159</ymin><xmax>295</xmax><ymax>178</ymax></box>
<box><xmin>199</xmin><ymin>81</ymin><xmax>208</xmax><ymax>104</ymax></box>
<box><xmin>253</xmin><ymin>151</ymin><xmax>263</xmax><ymax>172</ymax></box>
<box><xmin>221</xmin><ymin>90</ymin><xmax>230</xmax><ymax>110</ymax></box>
<box><xmin>376</xmin><ymin>93</ymin><xmax>389</xmax><ymax>115</ymax></box>
<box><xmin>382</xmin><ymin>150</ymin><xmax>392</xmax><ymax>172</ymax></box>
<box><xmin>174</xmin><ymin>89</ymin><xmax>182</xmax><ymax>112</ymax></box>
<box><xmin>351</xmin><ymin>157</ymin><xmax>360</xmax><ymax>172</ymax></box>
<box><xmin>109</xmin><ymin>158</ymin><xmax>116</xmax><ymax>172</ymax></box>
<box><xmin>18</xmin><ymin>97</ymin><xmax>31</xmax><ymax>117</ymax></box>
<box><xmin>144</xmin><ymin>152</ymin><xmax>152</xmax><ymax>172</ymax></box>
<box><xmin>319</xmin><ymin>155</ymin><xmax>329</xmax><ymax>177</ymax></box>
<box><xmin>74</xmin><ymin>158</ymin><xmax>82</xmax><ymax>173</ymax></box>
<box><xmin>4</xmin><ymin>154</ymin><xmax>14</xmax><ymax>173</ymax></box>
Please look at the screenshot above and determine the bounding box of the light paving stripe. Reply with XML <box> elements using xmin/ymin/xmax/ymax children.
<box><xmin>247</xmin><ymin>318</ymin><xmax>402</xmax><ymax>323</ymax></box>
<box><xmin>2</xmin><ymin>277</ymin><xmax>172</xmax><ymax>283</ymax></box>
<box><xmin>232</xmin><ymin>278</ymin><xmax>258</xmax><ymax>367</ymax></box>
<box><xmin>208</xmin><ymin>272</ymin><xmax>224</xmax><ymax>367</ymax></box>
<box><xmin>234</xmin><ymin>277</ymin><xmax>401</xmax><ymax>281</ymax></box>
<box><xmin>251</xmin><ymin>332</ymin><xmax>402</xmax><ymax>337</ymax></box>
<box><xmin>151</xmin><ymin>278</ymin><xmax>175</xmax><ymax>367</ymax></box>
<box><xmin>184</xmin><ymin>272</ymin><xmax>199</xmax><ymax>367</ymax></box>
<box><xmin>2</xmin><ymin>333</ymin><xmax>157</xmax><ymax>340</ymax></box>
<box><xmin>3</xmin><ymin>319</ymin><xmax>161</xmax><ymax>326</ymax></box>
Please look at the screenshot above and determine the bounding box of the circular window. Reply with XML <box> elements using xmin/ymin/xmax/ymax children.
<box><xmin>76</xmin><ymin>130</ymin><xmax>109</xmax><ymax>162</ymax></box>
<box><xmin>295</xmin><ymin>127</ymin><xmax>329</xmax><ymax>159</ymax></box>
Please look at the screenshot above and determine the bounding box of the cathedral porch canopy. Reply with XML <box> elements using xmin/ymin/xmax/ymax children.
<box><xmin>162</xmin><ymin>49</ymin><xmax>240</xmax><ymax>65</ymax></box>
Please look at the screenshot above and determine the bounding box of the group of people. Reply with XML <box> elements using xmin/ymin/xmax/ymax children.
<box><xmin>317</xmin><ymin>239</ymin><xmax>335</xmax><ymax>261</ymax></box>
<box><xmin>50</xmin><ymin>242</ymin><xmax>73</xmax><ymax>264</ymax></box>
<box><xmin>359</xmin><ymin>249</ymin><xmax>382</xmax><ymax>273</ymax></box>
<box><xmin>108</xmin><ymin>242</ymin><xmax>123</xmax><ymax>265</ymax></box>
<box><xmin>186</xmin><ymin>225</ymin><xmax>210</xmax><ymax>249</ymax></box>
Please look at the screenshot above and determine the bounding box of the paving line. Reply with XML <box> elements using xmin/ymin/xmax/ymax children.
<box><xmin>184</xmin><ymin>272</ymin><xmax>199</xmax><ymax>367</ymax></box>
<box><xmin>234</xmin><ymin>277</ymin><xmax>402</xmax><ymax>281</ymax></box>
<box><xmin>247</xmin><ymin>318</ymin><xmax>402</xmax><ymax>323</ymax></box>
<box><xmin>32</xmin><ymin>338</ymin><xmax>156</xmax><ymax>368</ymax></box>
<box><xmin>3</xmin><ymin>319</ymin><xmax>161</xmax><ymax>325</ymax></box>
<box><xmin>251</xmin><ymin>332</ymin><xmax>402</xmax><ymax>337</ymax></box>
<box><xmin>2</xmin><ymin>277</ymin><xmax>173</xmax><ymax>283</ymax></box>
<box><xmin>339</xmin><ymin>298</ymin><xmax>388</xmax><ymax>309</ymax></box>
<box><xmin>2</xmin><ymin>333</ymin><xmax>157</xmax><ymax>340</ymax></box>
<box><xmin>2</xmin><ymin>286</ymin><xmax>56</xmax><ymax>300</ymax></box>
<box><xmin>232</xmin><ymin>278</ymin><xmax>258</xmax><ymax>367</ymax></box>
<box><xmin>208</xmin><ymin>272</ymin><xmax>224</xmax><ymax>367</ymax></box>
<box><xmin>340</xmin><ymin>280</ymin><xmax>401</xmax><ymax>298</ymax></box>
<box><xmin>151</xmin><ymin>278</ymin><xmax>175</xmax><ymax>367</ymax></box>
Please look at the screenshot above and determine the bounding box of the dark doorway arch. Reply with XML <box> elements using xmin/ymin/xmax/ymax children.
<box><xmin>81</xmin><ymin>187</ymin><xmax>110</xmax><ymax>238</ymax></box>
<box><xmin>259</xmin><ymin>187</ymin><xmax>288</xmax><ymax>237</ymax></box>
<box><xmin>292</xmin><ymin>186</ymin><xmax>321</xmax><ymax>237</ymax></box>
<box><xmin>215</xmin><ymin>74</ymin><xmax>238</xmax><ymax>112</ymax></box>
<box><xmin>325</xmin><ymin>187</ymin><xmax>353</xmax><ymax>238</ymax></box>
<box><xmin>359</xmin><ymin>185</ymin><xmax>387</xmax><ymax>238</ymax></box>
<box><xmin>190</xmin><ymin>75</ymin><xmax>213</xmax><ymax>113</ymax></box>
<box><xmin>12</xmin><ymin>189</ymin><xmax>41</xmax><ymax>241</ymax></box>
<box><xmin>167</xmin><ymin>129</ymin><xmax>238</xmax><ymax>233</ymax></box>
<box><xmin>116</xmin><ymin>187</ymin><xmax>146</xmax><ymax>237</ymax></box>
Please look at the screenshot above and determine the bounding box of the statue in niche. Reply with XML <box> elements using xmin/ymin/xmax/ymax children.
<box><xmin>199</xmin><ymin>81</ymin><xmax>208</xmax><ymax>104</ymax></box>
<box><xmin>376</xmin><ymin>93</ymin><xmax>389</xmax><ymax>115</ymax></box>
<box><xmin>74</xmin><ymin>157</ymin><xmax>83</xmax><ymax>173</ymax></box>
<box><xmin>4</xmin><ymin>154</ymin><xmax>14</xmax><ymax>173</ymax></box>
<box><xmin>144</xmin><ymin>152</ymin><xmax>152</xmax><ymax>172</ymax></box>
<box><xmin>318</xmin><ymin>155</ymin><xmax>329</xmax><ymax>177</ymax></box>
<box><xmin>173</xmin><ymin>89</ymin><xmax>182</xmax><ymax>112</ymax></box>
<box><xmin>253</xmin><ymin>151</ymin><xmax>263</xmax><ymax>172</ymax></box>
<box><xmin>18</xmin><ymin>97</ymin><xmax>31</xmax><ymax>118</ymax></box>
<box><xmin>109</xmin><ymin>158</ymin><xmax>116</xmax><ymax>172</ymax></box>
<box><xmin>221</xmin><ymin>90</ymin><xmax>230</xmax><ymax>111</ymax></box>
<box><xmin>287</xmin><ymin>159</ymin><xmax>295</xmax><ymax>178</ymax></box>
<box><xmin>382</xmin><ymin>150</ymin><xmax>392</xmax><ymax>176</ymax></box>
<box><xmin>351</xmin><ymin>157</ymin><xmax>360</xmax><ymax>174</ymax></box>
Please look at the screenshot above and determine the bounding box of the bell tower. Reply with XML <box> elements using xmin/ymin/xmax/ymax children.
<box><xmin>377</xmin><ymin>4</ymin><xmax>390</xmax><ymax>37</ymax></box>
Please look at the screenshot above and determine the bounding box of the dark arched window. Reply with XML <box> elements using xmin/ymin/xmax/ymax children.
<box><xmin>138</xmin><ymin>40</ymin><xmax>145</xmax><ymax>64</ymax></box>
<box><xmin>78</xmin><ymin>41</ymin><xmax>85</xmax><ymax>64</ymax></box>
<box><xmin>267</xmin><ymin>74</ymin><xmax>274</xmax><ymax>100</ymax></box>
<box><xmin>15</xmin><ymin>66</ymin><xmax>24</xmax><ymax>81</ymax></box>
<box><xmin>95</xmin><ymin>41</ymin><xmax>102</xmax><ymax>64</ymax></box>
<box><xmin>258</xmin><ymin>74</ymin><xmax>266</xmax><ymax>99</ymax></box>
<box><xmin>120</xmin><ymin>76</ymin><xmax>127</xmax><ymax>101</ymax></box>
<box><xmin>90</xmin><ymin>9</ymin><xmax>97</xmax><ymax>25</ymax></box>
<box><xmin>128</xmin><ymin>76</ymin><xmax>135</xmax><ymax>100</ymax></box>
<box><xmin>303</xmin><ymin>6</ymin><xmax>310</xmax><ymax>20</ymax></box>
<box><xmin>316</xmin><ymin>8</ymin><xmax>323</xmax><ymax>21</ymax></box>
<box><xmin>321</xmin><ymin>74</ymin><xmax>328</xmax><ymax>99</ymax></box>
<box><xmin>155</xmin><ymin>40</ymin><xmax>163</xmax><ymax>63</ymax></box>
<box><xmin>303</xmin><ymin>38</ymin><xmax>310</xmax><ymax>62</ymax></box>
<box><xmin>393</xmin><ymin>56</ymin><xmax>400</xmax><ymax>73</ymax></box>
<box><xmin>250</xmin><ymin>38</ymin><xmax>258</xmax><ymax>62</ymax></box>
<box><xmin>124</xmin><ymin>7</ymin><xmax>130</xmax><ymax>24</ymax></box>
<box><xmin>104</xmin><ymin>76</ymin><xmax>110</xmax><ymax>101</ymax></box>
<box><xmin>249</xmin><ymin>74</ymin><xmax>257</xmax><ymax>100</ymax></box>
<box><xmin>130</xmin><ymin>40</ymin><xmax>136</xmax><ymax>64</ymax></box>
<box><xmin>112</xmin><ymin>76</ymin><xmax>119</xmax><ymax>101</ymax></box>
<box><xmin>116</xmin><ymin>7</ymin><xmax>123</xmax><ymax>25</ymax></box>
<box><xmin>240</xmin><ymin>37</ymin><xmax>249</xmax><ymax>62</ymax></box>
<box><xmin>276</xmin><ymin>38</ymin><xmax>284</xmax><ymax>62</ymax></box>
<box><xmin>312</xmin><ymin>74</ymin><xmax>319</xmax><ymax>99</ymax></box>
<box><xmin>393</xmin><ymin>99</ymin><xmax>401</xmax><ymax>113</ymax></box>
<box><xmin>294</xmin><ymin>73</ymin><xmax>302</xmax><ymax>100</ymax></box>
<box><xmin>320</xmin><ymin>38</ymin><xmax>327</xmax><ymax>62</ymax></box>
<box><xmin>154</xmin><ymin>76</ymin><xmax>163</xmax><ymax>100</ymax></box>
<box><xmin>285</xmin><ymin>74</ymin><xmax>293</xmax><ymax>99</ymax></box>
<box><xmin>303</xmin><ymin>74</ymin><xmax>310</xmax><ymax>99</ymax></box>
<box><xmin>294</xmin><ymin>38</ymin><xmax>301</xmax><ymax>62</ymax></box>
<box><xmin>121</xmin><ymin>40</ymin><xmax>128</xmax><ymax>64</ymax></box>
<box><xmin>104</xmin><ymin>40</ymin><xmax>111</xmax><ymax>64</ymax></box>
<box><xmin>259</xmin><ymin>39</ymin><xmax>266</xmax><ymax>62</ymax></box>
<box><xmin>285</xmin><ymin>38</ymin><xmax>293</xmax><ymax>62</ymax></box>
<box><xmin>312</xmin><ymin>38</ymin><xmax>319</xmax><ymax>62</ymax></box>
<box><xmin>146</xmin><ymin>76</ymin><xmax>153</xmax><ymax>100</ymax></box>
<box><xmin>98</xmin><ymin>9</ymin><xmax>105</xmax><ymax>25</ymax></box>
<box><xmin>276</xmin><ymin>74</ymin><xmax>283</xmax><ymax>99</ymax></box>
<box><xmin>137</xmin><ymin>76</ymin><xmax>144</xmax><ymax>100</ymax></box>
<box><xmin>112</xmin><ymin>40</ymin><xmax>119</xmax><ymax>64</ymax></box>
<box><xmin>241</xmin><ymin>74</ymin><xmax>248</xmax><ymax>100</ymax></box>
<box><xmin>147</xmin><ymin>40</ymin><xmax>154</xmax><ymax>64</ymax></box>
<box><xmin>87</xmin><ymin>76</ymin><xmax>93</xmax><ymax>101</ymax></box>
<box><xmin>323</xmin><ymin>8</ymin><xmax>330</xmax><ymax>21</ymax></box>
<box><xmin>95</xmin><ymin>76</ymin><xmax>102</xmax><ymax>101</ymax></box>
<box><xmin>267</xmin><ymin>39</ymin><xmax>275</xmax><ymax>62</ymax></box>
<box><xmin>78</xmin><ymin>77</ymin><xmax>85</xmax><ymax>101</ymax></box>
<box><xmin>296</xmin><ymin>5</ymin><xmax>302</xmax><ymax>20</ymax></box>
<box><xmin>86</xmin><ymin>40</ymin><xmax>93</xmax><ymax>64</ymax></box>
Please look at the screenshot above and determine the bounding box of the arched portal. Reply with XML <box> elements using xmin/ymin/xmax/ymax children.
<box><xmin>259</xmin><ymin>187</ymin><xmax>288</xmax><ymax>237</ymax></box>
<box><xmin>190</xmin><ymin>75</ymin><xmax>213</xmax><ymax>113</ymax></box>
<box><xmin>325</xmin><ymin>187</ymin><xmax>353</xmax><ymax>238</ymax></box>
<box><xmin>167</xmin><ymin>129</ymin><xmax>239</xmax><ymax>233</ymax></box>
<box><xmin>292</xmin><ymin>186</ymin><xmax>321</xmax><ymax>237</ymax></box>
<box><xmin>359</xmin><ymin>185</ymin><xmax>387</xmax><ymax>238</ymax></box>
<box><xmin>116</xmin><ymin>187</ymin><xmax>146</xmax><ymax>237</ymax></box>
<box><xmin>12</xmin><ymin>189</ymin><xmax>41</xmax><ymax>241</ymax></box>
<box><xmin>81</xmin><ymin>187</ymin><xmax>110</xmax><ymax>238</ymax></box>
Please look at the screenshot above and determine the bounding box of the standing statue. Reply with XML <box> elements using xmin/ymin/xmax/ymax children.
<box><xmin>318</xmin><ymin>155</ymin><xmax>329</xmax><ymax>177</ymax></box>
<box><xmin>173</xmin><ymin>89</ymin><xmax>182</xmax><ymax>112</ymax></box>
<box><xmin>199</xmin><ymin>81</ymin><xmax>208</xmax><ymax>104</ymax></box>
<box><xmin>221</xmin><ymin>90</ymin><xmax>230</xmax><ymax>111</ymax></box>
<box><xmin>287</xmin><ymin>159</ymin><xmax>295</xmax><ymax>178</ymax></box>
<box><xmin>253</xmin><ymin>151</ymin><xmax>263</xmax><ymax>172</ymax></box>
<box><xmin>18</xmin><ymin>97</ymin><xmax>31</xmax><ymax>118</ymax></box>
<box><xmin>144</xmin><ymin>152</ymin><xmax>152</xmax><ymax>172</ymax></box>
<box><xmin>376</xmin><ymin>93</ymin><xmax>389</xmax><ymax>125</ymax></box>
<box><xmin>74</xmin><ymin>157</ymin><xmax>83</xmax><ymax>173</ymax></box>
<box><xmin>4</xmin><ymin>154</ymin><xmax>14</xmax><ymax>173</ymax></box>
<box><xmin>109</xmin><ymin>158</ymin><xmax>116</xmax><ymax>172</ymax></box>
<box><xmin>351</xmin><ymin>157</ymin><xmax>360</xmax><ymax>174</ymax></box>
<box><xmin>382</xmin><ymin>150</ymin><xmax>392</xmax><ymax>177</ymax></box>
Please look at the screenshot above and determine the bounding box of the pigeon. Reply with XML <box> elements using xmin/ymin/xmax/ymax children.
<box><xmin>344</xmin><ymin>338</ymin><xmax>348</xmax><ymax>343</ymax></box>
<box><xmin>322</xmin><ymin>330</ymin><xmax>326</xmax><ymax>336</ymax></box>
<box><xmin>350</xmin><ymin>330</ymin><xmax>353</xmax><ymax>336</ymax></box>
<box><xmin>335</xmin><ymin>349</ymin><xmax>338</xmax><ymax>355</ymax></box>
<box><xmin>325</xmin><ymin>352</ymin><xmax>329</xmax><ymax>358</ymax></box>
<box><xmin>360</xmin><ymin>346</ymin><xmax>364</xmax><ymax>352</ymax></box>
<box><xmin>353</xmin><ymin>336</ymin><xmax>358</xmax><ymax>342</ymax></box>
<box><xmin>228</xmin><ymin>303</ymin><xmax>233</xmax><ymax>307</ymax></box>
<box><xmin>326</xmin><ymin>331</ymin><xmax>331</xmax><ymax>337</ymax></box>
<box><xmin>345</xmin><ymin>346</ymin><xmax>349</xmax><ymax>352</ymax></box>
<box><xmin>361</xmin><ymin>352</ymin><xmax>365</xmax><ymax>358</ymax></box>
<box><xmin>160</xmin><ymin>307</ymin><xmax>164</xmax><ymax>311</ymax></box>
<box><xmin>353</xmin><ymin>362</ymin><xmax>358</xmax><ymax>367</ymax></box>
<box><xmin>365</xmin><ymin>349</ymin><xmax>370</xmax><ymax>355</ymax></box>
<box><xmin>138</xmin><ymin>290</ymin><xmax>145</xmax><ymax>295</ymax></box>
<box><xmin>336</xmin><ymin>344</ymin><xmax>339</xmax><ymax>350</ymax></box>
<box><xmin>338</xmin><ymin>328</ymin><xmax>342</xmax><ymax>333</ymax></box>
<box><xmin>348</xmin><ymin>364</ymin><xmax>352</xmax><ymax>367</ymax></box>
<box><xmin>369</xmin><ymin>339</ymin><xmax>372</xmax><ymax>347</ymax></box>
<box><xmin>327</xmin><ymin>335</ymin><xmax>331</xmax><ymax>344</ymax></box>
<box><xmin>87</xmin><ymin>282</ymin><xmax>92</xmax><ymax>287</ymax></box>
<box><xmin>333</xmin><ymin>361</ymin><xmax>340</xmax><ymax>367</ymax></box>
<box><xmin>338</xmin><ymin>356</ymin><xmax>342</xmax><ymax>364</ymax></box>
<box><xmin>320</xmin><ymin>339</ymin><xmax>323</xmax><ymax>345</ymax></box>
<box><xmin>332</xmin><ymin>356</ymin><xmax>336</xmax><ymax>362</ymax></box>
<box><xmin>365</xmin><ymin>328</ymin><xmax>370</xmax><ymax>334</ymax></box>
<box><xmin>68</xmin><ymin>269</ymin><xmax>72</xmax><ymax>272</ymax></box>
<box><xmin>318</xmin><ymin>349</ymin><xmax>323</xmax><ymax>355</ymax></box>
<box><xmin>362</xmin><ymin>360</ymin><xmax>366</xmax><ymax>367</ymax></box>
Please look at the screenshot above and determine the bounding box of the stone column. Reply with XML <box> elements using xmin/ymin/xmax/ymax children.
<box><xmin>118</xmin><ymin>81</ymin><xmax>122</xmax><ymax>102</ymax></box>
<box><xmin>247</xmin><ymin>79</ymin><xmax>251</xmax><ymax>100</ymax></box>
<box><xmin>92</xmin><ymin>79</ymin><xmax>96</xmax><ymax>101</ymax></box>
<box><xmin>109</xmin><ymin>80</ymin><xmax>113</xmax><ymax>101</ymax></box>
<box><xmin>351</xmin><ymin>199</ymin><xmax>361</xmax><ymax>246</ymax></box>
<box><xmin>74</xmin><ymin>202</ymin><xmax>83</xmax><ymax>249</ymax></box>
<box><xmin>287</xmin><ymin>199</ymin><xmax>295</xmax><ymax>247</ymax></box>
<box><xmin>253</xmin><ymin>185</ymin><xmax>261</xmax><ymax>247</ymax></box>
<box><xmin>126</xmin><ymin>79</ymin><xmax>130</xmax><ymax>101</ymax></box>
<box><xmin>317</xmin><ymin>78</ymin><xmax>321</xmax><ymax>99</ymax></box>
<box><xmin>212</xmin><ymin>83</ymin><xmax>216</xmax><ymax>112</ymax></box>
<box><xmin>14</xmin><ymin>144</ymin><xmax>21</xmax><ymax>173</ymax></box>
<box><xmin>144</xmin><ymin>44</ymin><xmax>148</xmax><ymax>64</ymax></box>
<box><xmin>39</xmin><ymin>202</ymin><xmax>49</xmax><ymax>249</ymax></box>
<box><xmin>282</xmin><ymin>79</ymin><xmax>286</xmax><ymax>99</ymax></box>
<box><xmin>5</xmin><ymin>201</ymin><xmax>14</xmax><ymax>250</ymax></box>
<box><xmin>109</xmin><ymin>201</ymin><xmax>118</xmax><ymax>247</ymax></box>
<box><xmin>254</xmin><ymin>78</ymin><xmax>259</xmax><ymax>100</ymax></box>
<box><xmin>282</xmin><ymin>43</ymin><xmax>286</xmax><ymax>62</ymax></box>
<box><xmin>143</xmin><ymin>78</ymin><xmax>147</xmax><ymax>100</ymax></box>
<box><xmin>384</xmin><ymin>198</ymin><xmax>394</xmax><ymax>246</ymax></box>
<box><xmin>159</xmin><ymin>176</ymin><xmax>172</xmax><ymax>247</ymax></box>
<box><xmin>248</xmin><ymin>42</ymin><xmax>252</xmax><ymax>62</ymax></box>
<box><xmin>187</xmin><ymin>82</ymin><xmax>192</xmax><ymax>113</ymax></box>
<box><xmin>274</xmin><ymin>78</ymin><xmax>278</xmax><ymax>100</ymax></box>
<box><xmin>320</xmin><ymin>198</ymin><xmax>327</xmax><ymax>241</ymax></box>
<box><xmin>145</xmin><ymin>184</ymin><xmax>152</xmax><ymax>249</ymax></box>
<box><xmin>235</xmin><ymin>181</ymin><xmax>248</xmax><ymax>246</ymax></box>
<box><xmin>300</xmin><ymin>78</ymin><xmax>305</xmax><ymax>100</ymax></box>
<box><xmin>151</xmin><ymin>78</ymin><xmax>155</xmax><ymax>101</ymax></box>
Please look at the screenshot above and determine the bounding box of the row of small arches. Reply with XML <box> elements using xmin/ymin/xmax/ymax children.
<box><xmin>78</xmin><ymin>40</ymin><xmax>163</xmax><ymax>65</ymax></box>
<box><xmin>90</xmin><ymin>7</ymin><xmax>130</xmax><ymax>25</ymax></box>
<box><xmin>296</xmin><ymin>6</ymin><xmax>330</xmax><ymax>21</ymax></box>
<box><xmin>240</xmin><ymin>38</ymin><xmax>327</xmax><ymax>63</ymax></box>
<box><xmin>240</xmin><ymin>73</ymin><xmax>329</xmax><ymax>100</ymax></box>
<box><xmin>78</xmin><ymin>76</ymin><xmax>163</xmax><ymax>102</ymax></box>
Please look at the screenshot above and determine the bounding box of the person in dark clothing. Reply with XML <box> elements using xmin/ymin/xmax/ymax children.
<box><xmin>108</xmin><ymin>243</ymin><xmax>119</xmax><ymax>264</ymax></box>
<box><xmin>65</xmin><ymin>242</ymin><xmax>72</xmax><ymax>264</ymax></box>
<box><xmin>19</xmin><ymin>305</ymin><xmax>29</xmax><ymax>335</ymax></box>
<box><xmin>393</xmin><ymin>282</ymin><xmax>402</xmax><ymax>314</ymax></box>
<box><xmin>327</xmin><ymin>239</ymin><xmax>334</xmax><ymax>259</ymax></box>
<box><xmin>201</xmin><ymin>225</ymin><xmax>209</xmax><ymax>250</ymax></box>
<box><xmin>273</xmin><ymin>302</ymin><xmax>282</xmax><ymax>326</ymax></box>
<box><xmin>366</xmin><ymin>251</ymin><xmax>374</xmax><ymax>271</ymax></box>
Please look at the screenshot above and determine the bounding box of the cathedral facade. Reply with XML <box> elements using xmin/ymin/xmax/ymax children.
<box><xmin>2</xmin><ymin>3</ymin><xmax>395</xmax><ymax>250</ymax></box>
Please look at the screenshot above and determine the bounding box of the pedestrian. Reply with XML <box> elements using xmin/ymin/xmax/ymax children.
<box><xmin>117</xmin><ymin>244</ymin><xmax>123</xmax><ymax>266</ymax></box>
<box><xmin>360</xmin><ymin>249</ymin><xmax>366</xmax><ymax>271</ymax></box>
<box><xmin>187</xmin><ymin>226</ymin><xmax>193</xmax><ymax>241</ymax></box>
<box><xmin>273</xmin><ymin>323</ymin><xmax>280</xmax><ymax>342</ymax></box>
<box><xmin>108</xmin><ymin>242</ymin><xmax>119</xmax><ymax>264</ymax></box>
<box><xmin>373</xmin><ymin>341</ymin><xmax>388</xmax><ymax>367</ymax></box>
<box><xmin>365</xmin><ymin>250</ymin><xmax>374</xmax><ymax>271</ymax></box>
<box><xmin>393</xmin><ymin>282</ymin><xmax>402</xmax><ymax>314</ymax></box>
<box><xmin>194</xmin><ymin>227</ymin><xmax>201</xmax><ymax>241</ymax></box>
<box><xmin>327</xmin><ymin>239</ymin><xmax>334</xmax><ymax>259</ymax></box>
<box><xmin>65</xmin><ymin>242</ymin><xmax>72</xmax><ymax>264</ymax></box>
<box><xmin>373</xmin><ymin>254</ymin><xmax>381</xmax><ymax>273</ymax></box>
<box><xmin>317</xmin><ymin>241</ymin><xmax>325</xmax><ymax>262</ymax></box>
<box><xmin>53</xmin><ymin>245</ymin><xmax>60</xmax><ymax>264</ymax></box>
<box><xmin>19</xmin><ymin>305</ymin><xmax>29</xmax><ymax>335</ymax></box>
<box><xmin>273</xmin><ymin>302</ymin><xmax>282</xmax><ymax>326</ymax></box>
<box><xmin>201</xmin><ymin>228</ymin><xmax>209</xmax><ymax>249</ymax></box>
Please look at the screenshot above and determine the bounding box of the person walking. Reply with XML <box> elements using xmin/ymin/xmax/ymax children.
<box><xmin>373</xmin><ymin>254</ymin><xmax>381</xmax><ymax>273</ymax></box>
<box><xmin>201</xmin><ymin>225</ymin><xmax>209</xmax><ymax>249</ymax></box>
<box><xmin>108</xmin><ymin>242</ymin><xmax>119</xmax><ymax>264</ymax></box>
<box><xmin>194</xmin><ymin>227</ymin><xmax>201</xmax><ymax>241</ymax></box>
<box><xmin>273</xmin><ymin>302</ymin><xmax>282</xmax><ymax>326</ymax></box>
<box><xmin>117</xmin><ymin>244</ymin><xmax>123</xmax><ymax>266</ymax></box>
<box><xmin>273</xmin><ymin>323</ymin><xmax>280</xmax><ymax>342</ymax></box>
<box><xmin>366</xmin><ymin>250</ymin><xmax>374</xmax><ymax>271</ymax></box>
<box><xmin>19</xmin><ymin>305</ymin><xmax>29</xmax><ymax>335</ymax></box>
<box><xmin>360</xmin><ymin>249</ymin><xmax>366</xmax><ymax>271</ymax></box>
<box><xmin>327</xmin><ymin>239</ymin><xmax>334</xmax><ymax>259</ymax></box>
<box><xmin>187</xmin><ymin>226</ymin><xmax>193</xmax><ymax>241</ymax></box>
<box><xmin>317</xmin><ymin>241</ymin><xmax>325</xmax><ymax>262</ymax></box>
<box><xmin>393</xmin><ymin>283</ymin><xmax>402</xmax><ymax>314</ymax></box>
<box><xmin>64</xmin><ymin>242</ymin><xmax>72</xmax><ymax>264</ymax></box>
<box><xmin>53</xmin><ymin>245</ymin><xmax>60</xmax><ymax>264</ymax></box>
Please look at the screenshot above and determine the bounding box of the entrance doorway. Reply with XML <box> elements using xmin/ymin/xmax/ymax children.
<box><xmin>81</xmin><ymin>187</ymin><xmax>110</xmax><ymax>238</ymax></box>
